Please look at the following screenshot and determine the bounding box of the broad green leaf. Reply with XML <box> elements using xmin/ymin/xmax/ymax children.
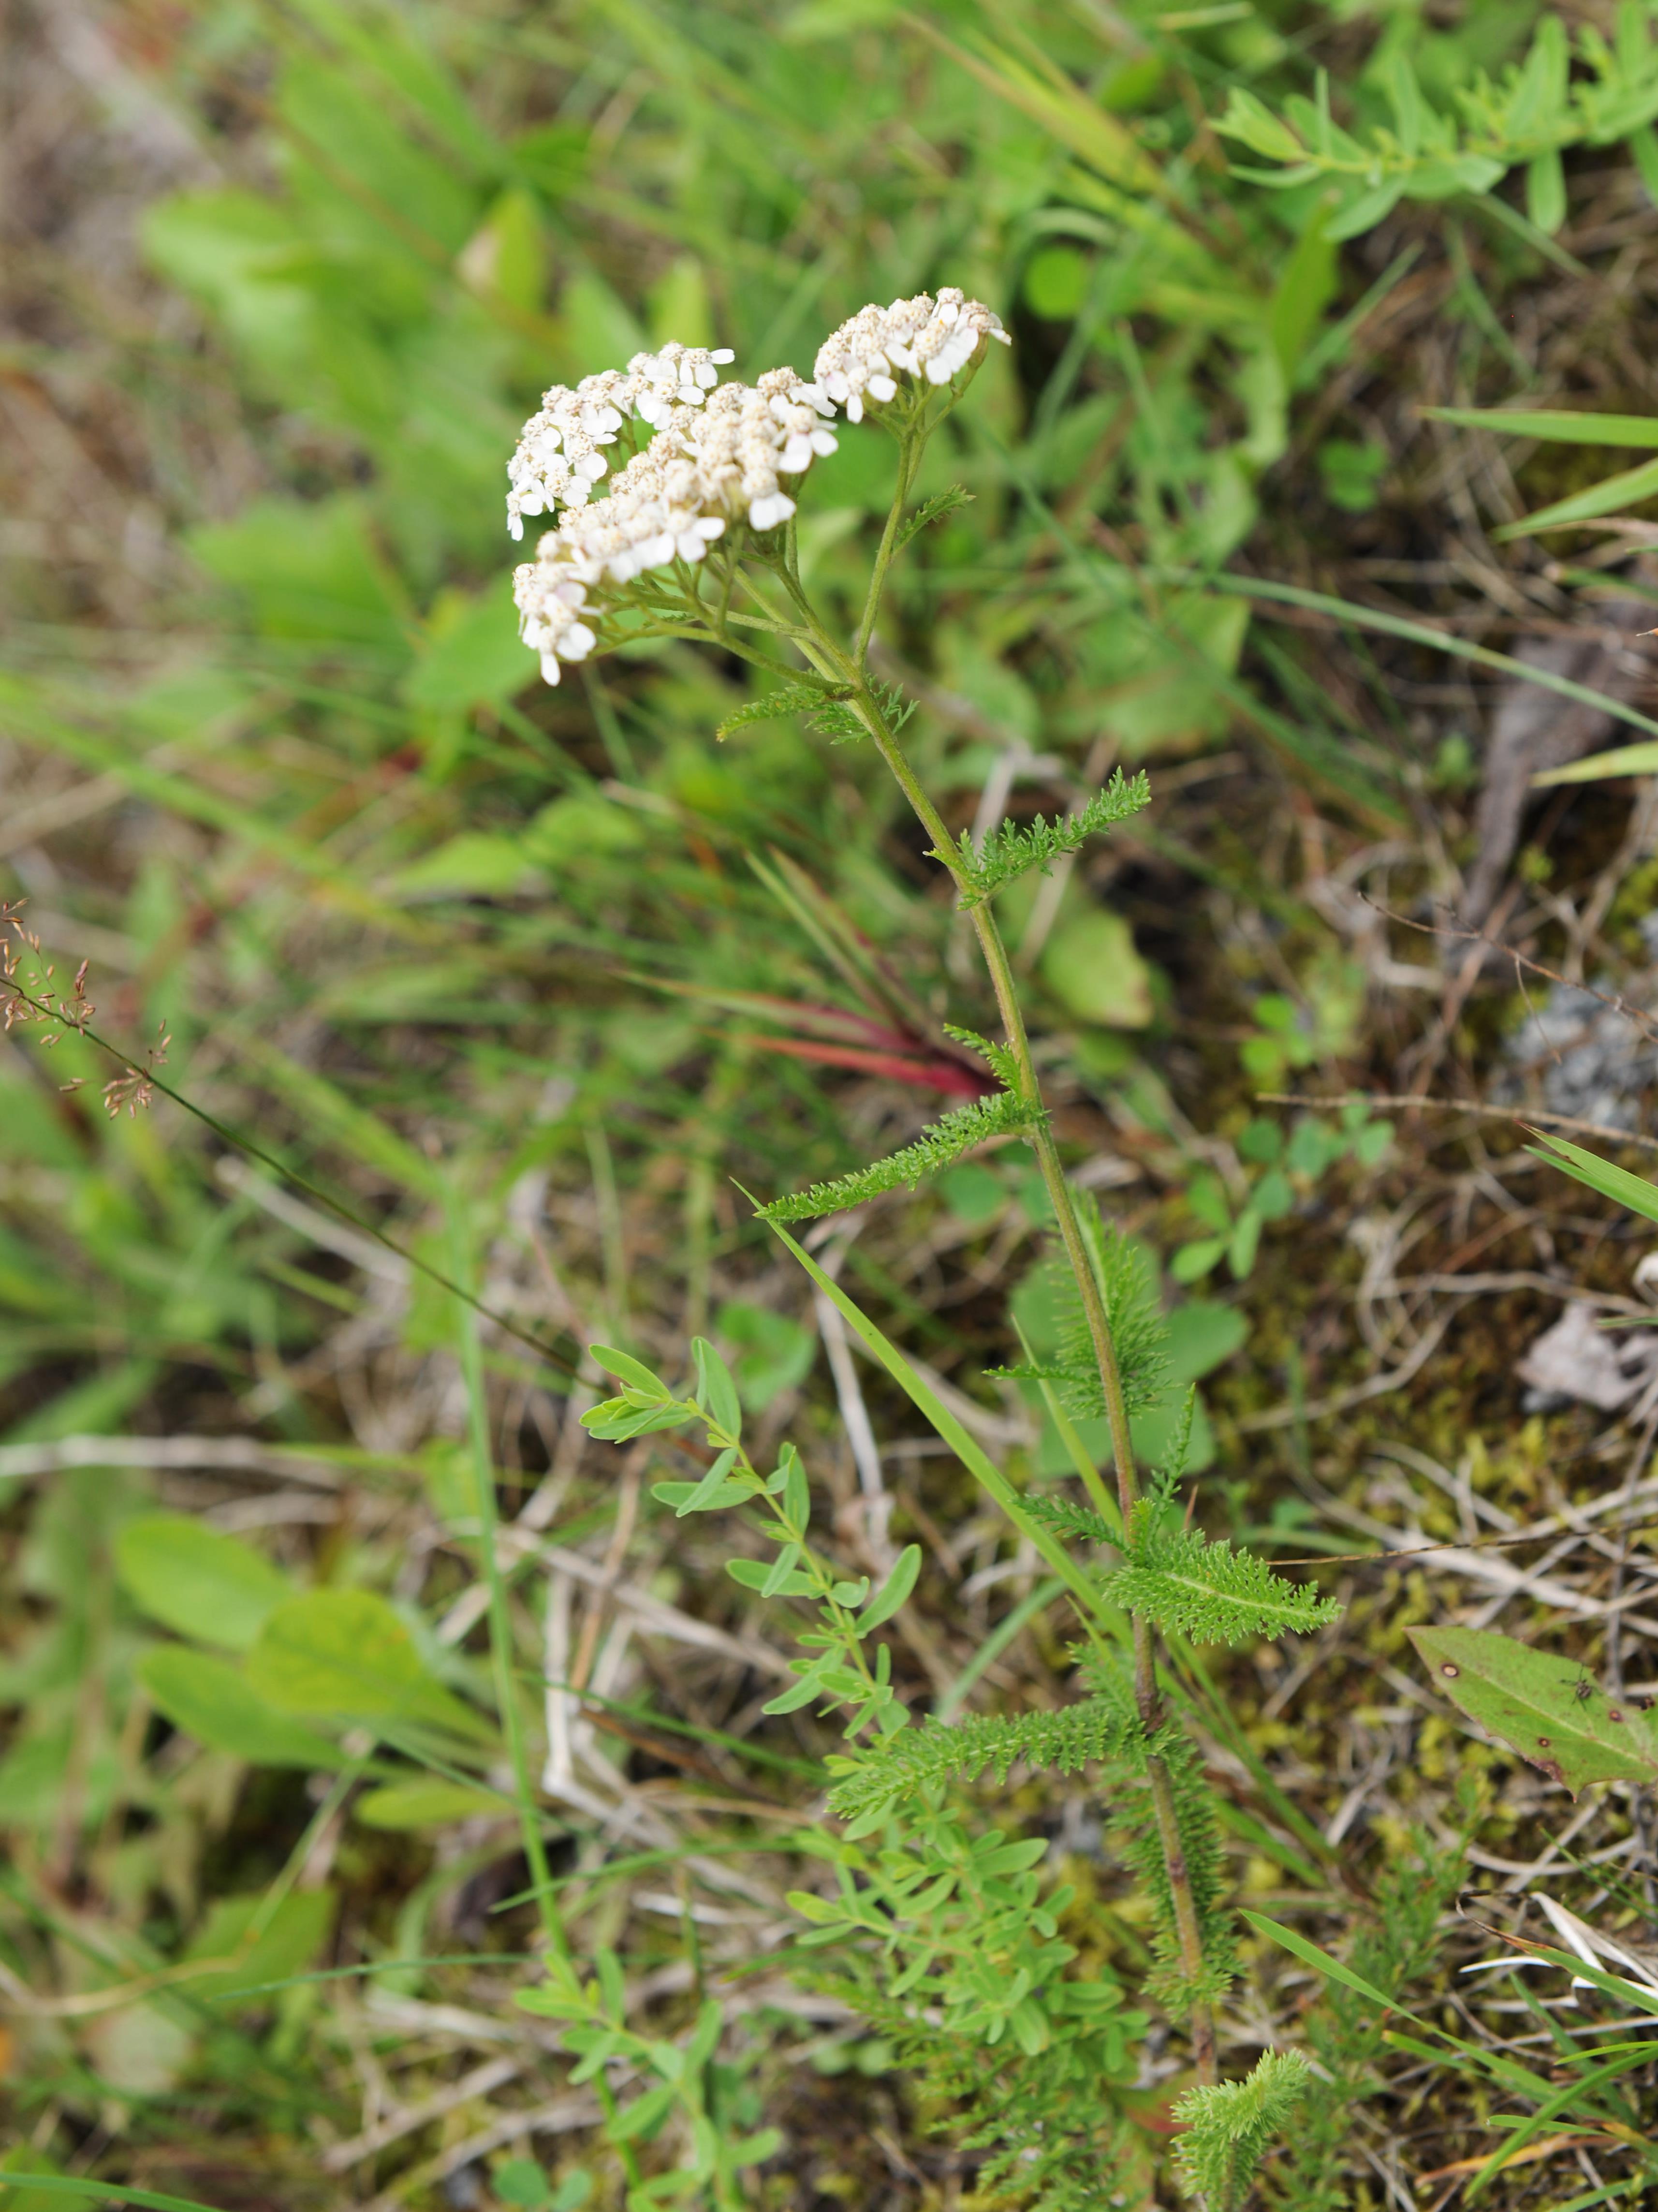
<box><xmin>860</xmin><ymin>1544</ymin><xmax>921</xmax><ymax>1631</ymax></box>
<box><xmin>403</xmin><ymin>574</ymin><xmax>532</xmax><ymax>712</ymax></box>
<box><xmin>1528</xmin><ymin>1131</ymin><xmax>1658</xmax><ymax>1224</ymax></box>
<box><xmin>188</xmin><ymin>495</ymin><xmax>410</xmax><ymax>655</ymax></box>
<box><xmin>762</xmin><ymin>1669</ymin><xmax>831</xmax><ymax>1714</ymax></box>
<box><xmin>589</xmin><ymin>1343</ymin><xmax>670</xmax><ymax>1398</ymax></box>
<box><xmin>1408</xmin><ymin>1625</ymin><xmax>1658</xmax><ymax>1795</ymax></box>
<box><xmin>247</xmin><ymin>1590</ymin><xmax>494</xmax><ymax>1741</ymax></box>
<box><xmin>137</xmin><ymin>1648</ymin><xmax>349</xmax><ymax>1770</ymax></box>
<box><xmin>726</xmin><ymin>1557</ymin><xmax>814</xmax><ymax>1597</ymax></box>
<box><xmin>389</xmin><ymin>833</ymin><xmax>537</xmax><ymax>900</ymax></box>
<box><xmin>1039</xmin><ymin>909</ymin><xmax>1152</xmax><ymax>1029</ymax></box>
<box><xmin>1423</xmin><ymin>406</ymin><xmax>1658</xmax><ymax>448</ymax></box>
<box><xmin>180</xmin><ymin>1886</ymin><xmax>337</xmax><ymax>2007</ymax></box>
<box><xmin>717</xmin><ymin>1299</ymin><xmax>816</xmax><ymax>1411</ymax></box>
<box><xmin>761</xmin><ymin>1543</ymin><xmax>803</xmax><ymax>1598</ymax></box>
<box><xmin>355</xmin><ymin>1779</ymin><xmax>514</xmax><ymax>1829</ymax></box>
<box><xmin>115</xmin><ymin>1514</ymin><xmax>292</xmax><ymax>1651</ymax></box>
<box><xmin>654</xmin><ymin>1475</ymin><xmax>750</xmax><ymax>1515</ymax></box>
<box><xmin>691</xmin><ymin>1336</ymin><xmax>743</xmax><ymax>1434</ymax></box>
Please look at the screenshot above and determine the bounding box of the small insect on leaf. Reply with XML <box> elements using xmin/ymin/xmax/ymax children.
<box><xmin>1409</xmin><ymin>1624</ymin><xmax>1658</xmax><ymax>1796</ymax></box>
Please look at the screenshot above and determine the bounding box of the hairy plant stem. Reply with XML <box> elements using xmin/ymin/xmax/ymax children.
<box><xmin>795</xmin><ymin>423</ymin><xmax>1218</xmax><ymax>2078</ymax></box>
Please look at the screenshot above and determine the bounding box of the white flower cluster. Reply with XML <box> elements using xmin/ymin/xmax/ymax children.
<box><xmin>512</xmin><ymin>368</ymin><xmax>839</xmax><ymax>684</ymax></box>
<box><xmin>508</xmin><ymin>290</ymin><xmax>1007</xmax><ymax>686</ymax></box>
<box><xmin>506</xmin><ymin>343</ymin><xmax>736</xmax><ymax>540</ymax></box>
<box><xmin>813</xmin><ymin>286</ymin><xmax>1010</xmax><ymax>422</ymax></box>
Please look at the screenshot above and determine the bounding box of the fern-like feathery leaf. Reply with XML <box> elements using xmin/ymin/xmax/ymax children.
<box><xmin>716</xmin><ymin>680</ymin><xmax>846</xmax><ymax>741</ymax></box>
<box><xmin>756</xmin><ymin>1089</ymin><xmax>1033</xmax><ymax>1224</ymax></box>
<box><xmin>1111</xmin><ymin>1506</ymin><xmax>1341</xmax><ymax>1646</ymax></box>
<box><xmin>992</xmin><ymin>1211</ymin><xmax>1169</xmax><ymax>1420</ymax></box>
<box><xmin>1023</xmin><ymin>1494</ymin><xmax>1117</xmax><ymax>1548</ymax></box>
<box><xmin>1080</xmin><ymin>1652</ymin><xmax>1237</xmax><ymax>2008</ymax></box>
<box><xmin>941</xmin><ymin>1023</ymin><xmax>1022</xmax><ymax>1091</ymax></box>
<box><xmin>895</xmin><ymin>482</ymin><xmax>973</xmax><ymax>554</ymax></box>
<box><xmin>1173</xmin><ymin>2050</ymin><xmax>1310</xmax><ymax>2212</ymax></box>
<box><xmin>942</xmin><ymin>769</ymin><xmax>1150</xmax><ymax>908</ymax></box>
<box><xmin>825</xmin><ymin>1691</ymin><xmax>1135</xmax><ymax>1822</ymax></box>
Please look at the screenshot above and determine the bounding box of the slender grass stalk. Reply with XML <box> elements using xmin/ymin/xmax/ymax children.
<box><xmin>446</xmin><ymin>1195</ymin><xmax>565</xmax><ymax>1964</ymax></box>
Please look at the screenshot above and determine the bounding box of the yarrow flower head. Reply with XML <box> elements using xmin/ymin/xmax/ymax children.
<box><xmin>512</xmin><ymin>367</ymin><xmax>839</xmax><ymax>684</ymax></box>
<box><xmin>506</xmin><ymin>289</ymin><xmax>1007</xmax><ymax>685</ymax></box>
<box><xmin>813</xmin><ymin>286</ymin><xmax>1009</xmax><ymax>422</ymax></box>
<box><xmin>506</xmin><ymin>342</ymin><xmax>736</xmax><ymax>539</ymax></box>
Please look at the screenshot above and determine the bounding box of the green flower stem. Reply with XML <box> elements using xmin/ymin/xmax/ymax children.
<box><xmin>790</xmin><ymin>427</ymin><xmax>1219</xmax><ymax>2077</ymax></box>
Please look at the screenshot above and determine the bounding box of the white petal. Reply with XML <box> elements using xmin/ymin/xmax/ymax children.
<box><xmin>539</xmin><ymin>650</ymin><xmax>563</xmax><ymax>686</ymax></box>
<box><xmin>560</xmin><ymin>623</ymin><xmax>596</xmax><ymax>659</ymax></box>
<box><xmin>779</xmin><ymin>433</ymin><xmax>814</xmax><ymax>473</ymax></box>
<box><xmin>866</xmin><ymin>373</ymin><xmax>896</xmax><ymax>401</ymax></box>
<box><xmin>694</xmin><ymin>516</ymin><xmax>726</xmax><ymax>540</ymax></box>
<box><xmin>846</xmin><ymin>394</ymin><xmax>863</xmax><ymax>423</ymax></box>
<box><xmin>578</xmin><ymin>451</ymin><xmax>608</xmax><ymax>482</ymax></box>
<box><xmin>711</xmin><ymin>348</ymin><xmax>735</xmax><ymax>364</ymax></box>
<box><xmin>810</xmin><ymin>429</ymin><xmax>837</xmax><ymax>456</ymax></box>
<box><xmin>508</xmin><ymin>511</ymin><xmax>525</xmax><ymax>541</ymax></box>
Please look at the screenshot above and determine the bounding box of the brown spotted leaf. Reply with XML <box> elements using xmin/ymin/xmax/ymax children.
<box><xmin>1409</xmin><ymin>1625</ymin><xmax>1658</xmax><ymax>1796</ymax></box>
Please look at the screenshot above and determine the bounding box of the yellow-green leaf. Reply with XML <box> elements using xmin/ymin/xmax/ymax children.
<box><xmin>1409</xmin><ymin>1624</ymin><xmax>1658</xmax><ymax>1795</ymax></box>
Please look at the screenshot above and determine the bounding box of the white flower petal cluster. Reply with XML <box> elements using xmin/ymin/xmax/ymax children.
<box><xmin>509</xmin><ymin>288</ymin><xmax>1009</xmax><ymax>686</ymax></box>
<box><xmin>506</xmin><ymin>342</ymin><xmax>736</xmax><ymax>540</ymax></box>
<box><xmin>512</xmin><ymin>368</ymin><xmax>839</xmax><ymax>684</ymax></box>
<box><xmin>814</xmin><ymin>286</ymin><xmax>1010</xmax><ymax>422</ymax></box>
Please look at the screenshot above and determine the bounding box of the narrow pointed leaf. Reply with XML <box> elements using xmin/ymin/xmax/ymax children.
<box><xmin>1240</xmin><ymin>1910</ymin><xmax>1416</xmax><ymax>2015</ymax></box>
<box><xmin>859</xmin><ymin>1544</ymin><xmax>921</xmax><ymax>1631</ymax></box>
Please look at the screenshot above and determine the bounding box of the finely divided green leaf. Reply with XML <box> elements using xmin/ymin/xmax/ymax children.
<box><xmin>756</xmin><ymin>1089</ymin><xmax>1033</xmax><ymax>1223</ymax></box>
<box><xmin>1112</xmin><ymin>1520</ymin><xmax>1341</xmax><ymax>1646</ymax></box>
<box><xmin>944</xmin><ymin>769</ymin><xmax>1150</xmax><ymax>908</ymax></box>
<box><xmin>1408</xmin><ymin>1624</ymin><xmax>1658</xmax><ymax>1795</ymax></box>
<box><xmin>1173</xmin><ymin>2049</ymin><xmax>1311</xmax><ymax>2212</ymax></box>
<box><xmin>716</xmin><ymin>682</ymin><xmax>844</xmax><ymax>741</ymax></box>
<box><xmin>895</xmin><ymin>483</ymin><xmax>973</xmax><ymax>554</ymax></box>
<box><xmin>826</xmin><ymin>1693</ymin><xmax>1135</xmax><ymax>1820</ymax></box>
